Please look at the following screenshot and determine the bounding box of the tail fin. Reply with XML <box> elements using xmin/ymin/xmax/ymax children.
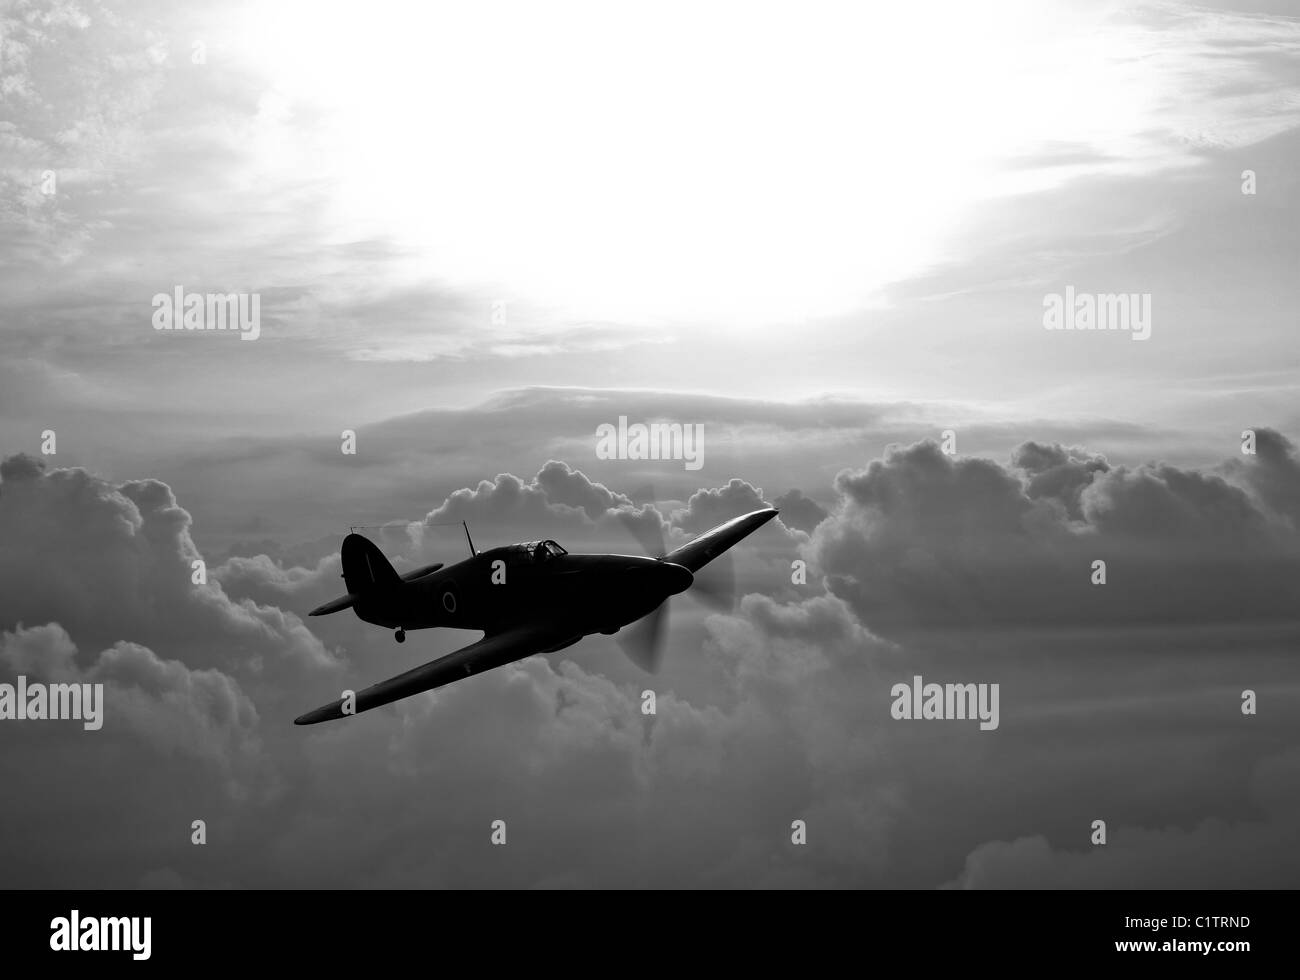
<box><xmin>341</xmin><ymin>533</ymin><xmax>401</xmax><ymax>594</ymax></box>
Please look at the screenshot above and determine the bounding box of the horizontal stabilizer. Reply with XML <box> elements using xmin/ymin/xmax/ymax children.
<box><xmin>399</xmin><ymin>562</ymin><xmax>444</xmax><ymax>583</ymax></box>
<box><xmin>309</xmin><ymin>593</ymin><xmax>358</xmax><ymax>616</ymax></box>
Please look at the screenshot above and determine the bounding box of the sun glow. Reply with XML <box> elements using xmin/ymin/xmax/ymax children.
<box><xmin>242</xmin><ymin>0</ymin><xmax>1164</xmax><ymax>327</ymax></box>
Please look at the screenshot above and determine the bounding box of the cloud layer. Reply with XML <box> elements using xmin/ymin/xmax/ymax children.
<box><xmin>2</xmin><ymin>426</ymin><xmax>1297</xmax><ymax>888</ymax></box>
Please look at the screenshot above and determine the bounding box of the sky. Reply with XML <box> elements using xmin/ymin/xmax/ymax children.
<box><xmin>1</xmin><ymin>0</ymin><xmax>1299</xmax><ymax>888</ymax></box>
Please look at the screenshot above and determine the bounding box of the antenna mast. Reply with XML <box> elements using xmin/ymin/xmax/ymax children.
<box><xmin>342</xmin><ymin>520</ymin><xmax>477</xmax><ymax>556</ymax></box>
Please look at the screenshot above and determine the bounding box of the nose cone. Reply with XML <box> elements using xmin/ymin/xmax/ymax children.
<box><xmin>658</xmin><ymin>560</ymin><xmax>694</xmax><ymax>595</ymax></box>
<box><xmin>625</xmin><ymin>557</ymin><xmax>693</xmax><ymax>596</ymax></box>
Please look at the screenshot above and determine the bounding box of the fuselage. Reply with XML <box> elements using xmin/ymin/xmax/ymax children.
<box><xmin>352</xmin><ymin>548</ymin><xmax>693</xmax><ymax>645</ymax></box>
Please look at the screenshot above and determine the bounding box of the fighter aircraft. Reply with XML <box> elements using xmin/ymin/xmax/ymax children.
<box><xmin>294</xmin><ymin>507</ymin><xmax>779</xmax><ymax>724</ymax></box>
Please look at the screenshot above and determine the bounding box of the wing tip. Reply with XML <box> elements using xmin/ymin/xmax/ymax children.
<box><xmin>294</xmin><ymin>702</ymin><xmax>342</xmax><ymax>725</ymax></box>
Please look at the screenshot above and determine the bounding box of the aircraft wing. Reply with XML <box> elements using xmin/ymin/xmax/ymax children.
<box><xmin>665</xmin><ymin>507</ymin><xmax>779</xmax><ymax>572</ymax></box>
<box><xmin>294</xmin><ymin>623</ymin><xmax>574</xmax><ymax>725</ymax></box>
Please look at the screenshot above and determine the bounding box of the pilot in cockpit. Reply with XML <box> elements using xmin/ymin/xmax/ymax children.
<box><xmin>533</xmin><ymin>540</ymin><xmax>566</xmax><ymax>562</ymax></box>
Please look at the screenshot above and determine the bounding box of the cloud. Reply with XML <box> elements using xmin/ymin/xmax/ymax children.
<box><xmin>415</xmin><ymin>459</ymin><xmax>796</xmax><ymax>558</ymax></box>
<box><xmin>276</xmin><ymin>589</ymin><xmax>902</xmax><ymax>889</ymax></box>
<box><xmin>424</xmin><ymin>460</ymin><xmax>627</xmax><ymax>532</ymax></box>
<box><xmin>1011</xmin><ymin>441</ymin><xmax>1110</xmax><ymax>520</ymax></box>
<box><xmin>8</xmin><ymin>385</ymin><xmax>1226</xmax><ymax>558</ymax></box>
<box><xmin>0</xmin><ymin>447</ymin><xmax>899</xmax><ymax>886</ymax></box>
<box><xmin>809</xmin><ymin>433</ymin><xmax>1300</xmax><ymax>642</ymax></box>
<box><xmin>670</xmin><ymin>478</ymin><xmax>771</xmax><ymax>534</ymax></box>
<box><xmin>772</xmin><ymin>488</ymin><xmax>829</xmax><ymax>534</ymax></box>
<box><xmin>0</xmin><ymin>453</ymin><xmax>338</xmax><ymax>693</ymax></box>
<box><xmin>2</xmin><ymin>431</ymin><xmax>1299</xmax><ymax>888</ymax></box>
<box><xmin>0</xmin><ymin>621</ymin><xmax>260</xmax><ymax>768</ymax></box>
<box><xmin>1225</xmin><ymin>426</ymin><xmax>1300</xmax><ymax>528</ymax></box>
<box><xmin>946</xmin><ymin>747</ymin><xmax>1300</xmax><ymax>888</ymax></box>
<box><xmin>0</xmin><ymin>621</ymin><xmax>270</xmax><ymax>885</ymax></box>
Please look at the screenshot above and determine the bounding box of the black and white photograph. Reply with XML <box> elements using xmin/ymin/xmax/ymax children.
<box><xmin>1</xmin><ymin>0</ymin><xmax>1296</xmax><ymax>962</ymax></box>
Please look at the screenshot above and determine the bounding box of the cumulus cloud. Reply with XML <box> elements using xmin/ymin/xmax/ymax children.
<box><xmin>420</xmin><ymin>459</ymin><xmax>636</xmax><ymax>543</ymax></box>
<box><xmin>275</xmin><ymin>589</ymin><xmax>903</xmax><ymax>889</ymax></box>
<box><xmin>772</xmin><ymin>488</ymin><xmax>829</xmax><ymax>534</ymax></box>
<box><xmin>810</xmin><ymin>434</ymin><xmax>1300</xmax><ymax>642</ymax></box>
<box><xmin>790</xmin><ymin>431</ymin><xmax>1300</xmax><ymax>887</ymax></box>
<box><xmin>670</xmin><ymin>478</ymin><xmax>772</xmax><ymax>533</ymax></box>
<box><xmin>1225</xmin><ymin>427</ymin><xmax>1300</xmax><ymax>529</ymax></box>
<box><xmin>0</xmin><ymin>621</ymin><xmax>260</xmax><ymax>769</ymax></box>
<box><xmin>2</xmin><ymin>431</ymin><xmax>1299</xmax><ymax>888</ymax></box>
<box><xmin>0</xmin><ymin>453</ymin><xmax>339</xmax><ymax>692</ymax></box>
<box><xmin>409</xmin><ymin>459</ymin><xmax>799</xmax><ymax>560</ymax></box>
<box><xmin>0</xmin><ymin>621</ymin><xmax>270</xmax><ymax>885</ymax></box>
<box><xmin>1011</xmin><ymin>441</ymin><xmax>1110</xmax><ymax>520</ymax></box>
<box><xmin>0</xmin><ymin>448</ymin><xmax>892</xmax><ymax>886</ymax></box>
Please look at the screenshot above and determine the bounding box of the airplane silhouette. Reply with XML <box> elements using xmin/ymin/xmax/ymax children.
<box><xmin>294</xmin><ymin>507</ymin><xmax>779</xmax><ymax>724</ymax></box>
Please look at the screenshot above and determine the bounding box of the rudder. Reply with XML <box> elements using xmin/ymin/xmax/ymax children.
<box><xmin>341</xmin><ymin>533</ymin><xmax>401</xmax><ymax>594</ymax></box>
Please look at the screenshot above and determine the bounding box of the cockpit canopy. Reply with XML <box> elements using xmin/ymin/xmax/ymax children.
<box><xmin>505</xmin><ymin>539</ymin><xmax>568</xmax><ymax>562</ymax></box>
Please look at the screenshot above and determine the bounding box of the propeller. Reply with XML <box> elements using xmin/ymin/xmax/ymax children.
<box><xmin>688</xmin><ymin>551</ymin><xmax>734</xmax><ymax>611</ymax></box>
<box><xmin>617</xmin><ymin>599</ymin><xmax>671</xmax><ymax>673</ymax></box>
<box><xmin>614</xmin><ymin>488</ymin><xmax>738</xmax><ymax>672</ymax></box>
